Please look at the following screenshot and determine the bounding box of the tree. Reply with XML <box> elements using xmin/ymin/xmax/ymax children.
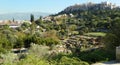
<box><xmin>12</xmin><ymin>18</ymin><xmax>15</xmax><ymax>22</ymax></box>
<box><xmin>30</xmin><ymin>14</ymin><xmax>34</xmax><ymax>22</ymax></box>
<box><xmin>69</xmin><ymin>24</ymin><xmax>77</xmax><ymax>31</ymax></box>
<box><xmin>103</xmin><ymin>18</ymin><xmax>120</xmax><ymax>51</ymax></box>
<box><xmin>51</xmin><ymin>56</ymin><xmax>89</xmax><ymax>65</ymax></box>
<box><xmin>3</xmin><ymin>24</ymin><xmax>10</xmax><ymax>29</ymax></box>
<box><xmin>21</xmin><ymin>22</ymin><xmax>31</xmax><ymax>29</ymax></box>
<box><xmin>35</xmin><ymin>19</ymin><xmax>43</xmax><ymax>26</ymax></box>
<box><xmin>30</xmin><ymin>22</ymin><xmax>37</xmax><ymax>35</ymax></box>
<box><xmin>39</xmin><ymin>16</ymin><xmax>42</xmax><ymax>20</ymax></box>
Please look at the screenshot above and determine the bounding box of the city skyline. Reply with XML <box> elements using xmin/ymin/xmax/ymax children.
<box><xmin>0</xmin><ymin>0</ymin><xmax>119</xmax><ymax>14</ymax></box>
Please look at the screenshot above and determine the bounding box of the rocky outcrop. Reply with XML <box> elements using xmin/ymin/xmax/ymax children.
<box><xmin>59</xmin><ymin>2</ymin><xmax>119</xmax><ymax>14</ymax></box>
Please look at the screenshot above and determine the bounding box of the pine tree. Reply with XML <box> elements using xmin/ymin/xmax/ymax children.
<box><xmin>30</xmin><ymin>14</ymin><xmax>34</xmax><ymax>22</ymax></box>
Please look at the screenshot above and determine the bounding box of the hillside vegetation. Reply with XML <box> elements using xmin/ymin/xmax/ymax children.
<box><xmin>0</xmin><ymin>2</ymin><xmax>120</xmax><ymax>65</ymax></box>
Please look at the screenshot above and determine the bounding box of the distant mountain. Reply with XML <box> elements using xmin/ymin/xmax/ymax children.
<box><xmin>0</xmin><ymin>12</ymin><xmax>51</xmax><ymax>20</ymax></box>
<box><xmin>58</xmin><ymin>2</ymin><xmax>120</xmax><ymax>14</ymax></box>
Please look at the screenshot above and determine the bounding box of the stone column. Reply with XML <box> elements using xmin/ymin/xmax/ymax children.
<box><xmin>116</xmin><ymin>46</ymin><xmax>120</xmax><ymax>62</ymax></box>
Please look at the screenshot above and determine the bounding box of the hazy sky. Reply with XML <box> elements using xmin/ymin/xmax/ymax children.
<box><xmin>0</xmin><ymin>0</ymin><xmax>119</xmax><ymax>14</ymax></box>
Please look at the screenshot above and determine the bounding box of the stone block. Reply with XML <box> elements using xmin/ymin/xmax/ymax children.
<box><xmin>116</xmin><ymin>46</ymin><xmax>120</xmax><ymax>62</ymax></box>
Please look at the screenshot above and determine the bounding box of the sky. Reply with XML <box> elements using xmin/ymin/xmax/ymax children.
<box><xmin>0</xmin><ymin>0</ymin><xmax>119</xmax><ymax>14</ymax></box>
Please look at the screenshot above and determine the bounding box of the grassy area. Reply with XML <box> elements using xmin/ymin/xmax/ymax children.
<box><xmin>84</xmin><ymin>32</ymin><xmax>106</xmax><ymax>37</ymax></box>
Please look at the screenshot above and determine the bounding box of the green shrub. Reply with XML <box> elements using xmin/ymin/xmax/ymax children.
<box><xmin>16</xmin><ymin>55</ymin><xmax>49</xmax><ymax>65</ymax></box>
<box><xmin>79</xmin><ymin>49</ymin><xmax>115</xmax><ymax>63</ymax></box>
<box><xmin>24</xmin><ymin>35</ymin><xmax>60</xmax><ymax>48</ymax></box>
<box><xmin>0</xmin><ymin>52</ymin><xmax>18</xmax><ymax>65</ymax></box>
<box><xmin>58</xmin><ymin>56</ymin><xmax>89</xmax><ymax>65</ymax></box>
<box><xmin>29</xmin><ymin>44</ymin><xmax>49</xmax><ymax>58</ymax></box>
<box><xmin>49</xmin><ymin>53</ymin><xmax>89</xmax><ymax>65</ymax></box>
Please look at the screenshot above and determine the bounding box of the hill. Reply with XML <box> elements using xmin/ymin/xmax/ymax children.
<box><xmin>47</xmin><ymin>2</ymin><xmax>120</xmax><ymax>33</ymax></box>
<box><xmin>58</xmin><ymin>2</ymin><xmax>120</xmax><ymax>14</ymax></box>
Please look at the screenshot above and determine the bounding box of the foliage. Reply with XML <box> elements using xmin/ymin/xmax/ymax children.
<box><xmin>2</xmin><ymin>25</ymin><xmax>10</xmax><ymax>29</ymax></box>
<box><xmin>0</xmin><ymin>30</ymin><xmax>17</xmax><ymax>51</ymax></box>
<box><xmin>21</xmin><ymin>22</ymin><xmax>31</xmax><ymax>29</ymax></box>
<box><xmin>69</xmin><ymin>24</ymin><xmax>77</xmax><ymax>31</ymax></box>
<box><xmin>29</xmin><ymin>44</ymin><xmax>49</xmax><ymax>58</ymax></box>
<box><xmin>24</xmin><ymin>34</ymin><xmax>60</xmax><ymax>48</ymax></box>
<box><xmin>16</xmin><ymin>55</ymin><xmax>49</xmax><ymax>65</ymax></box>
<box><xmin>79</xmin><ymin>49</ymin><xmax>115</xmax><ymax>64</ymax></box>
<box><xmin>49</xmin><ymin>53</ymin><xmax>89</xmax><ymax>65</ymax></box>
<box><xmin>103</xmin><ymin>18</ymin><xmax>120</xmax><ymax>51</ymax></box>
<box><xmin>30</xmin><ymin>14</ymin><xmax>34</xmax><ymax>22</ymax></box>
<box><xmin>57</xmin><ymin>56</ymin><xmax>89</xmax><ymax>65</ymax></box>
<box><xmin>0</xmin><ymin>3</ymin><xmax>120</xmax><ymax>65</ymax></box>
<box><xmin>0</xmin><ymin>52</ymin><xmax>18</xmax><ymax>65</ymax></box>
<box><xmin>35</xmin><ymin>18</ymin><xmax>43</xmax><ymax>26</ymax></box>
<box><xmin>14</xmin><ymin>32</ymin><xmax>26</xmax><ymax>48</ymax></box>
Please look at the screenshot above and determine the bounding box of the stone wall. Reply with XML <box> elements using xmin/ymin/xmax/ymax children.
<box><xmin>116</xmin><ymin>46</ymin><xmax>120</xmax><ymax>62</ymax></box>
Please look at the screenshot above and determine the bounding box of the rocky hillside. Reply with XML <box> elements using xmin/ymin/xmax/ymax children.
<box><xmin>58</xmin><ymin>2</ymin><xmax>119</xmax><ymax>14</ymax></box>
